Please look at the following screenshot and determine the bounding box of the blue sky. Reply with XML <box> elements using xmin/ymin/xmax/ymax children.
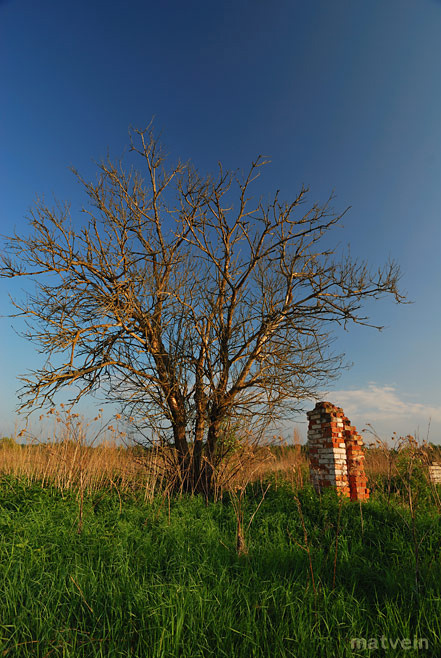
<box><xmin>1</xmin><ymin>0</ymin><xmax>440</xmax><ymax>443</ymax></box>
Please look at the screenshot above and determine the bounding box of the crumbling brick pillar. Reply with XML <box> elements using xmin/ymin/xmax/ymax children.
<box><xmin>307</xmin><ymin>401</ymin><xmax>369</xmax><ymax>501</ymax></box>
<box><xmin>428</xmin><ymin>462</ymin><xmax>441</xmax><ymax>485</ymax></box>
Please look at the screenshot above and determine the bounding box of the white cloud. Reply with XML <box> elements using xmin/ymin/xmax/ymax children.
<box><xmin>320</xmin><ymin>383</ymin><xmax>441</xmax><ymax>441</ymax></box>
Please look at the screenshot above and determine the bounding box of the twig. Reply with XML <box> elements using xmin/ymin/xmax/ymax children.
<box><xmin>70</xmin><ymin>575</ymin><xmax>94</xmax><ymax>614</ymax></box>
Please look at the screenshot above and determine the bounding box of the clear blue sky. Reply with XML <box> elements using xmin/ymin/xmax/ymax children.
<box><xmin>1</xmin><ymin>0</ymin><xmax>440</xmax><ymax>443</ymax></box>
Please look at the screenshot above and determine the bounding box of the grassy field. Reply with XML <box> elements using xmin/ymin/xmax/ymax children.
<box><xmin>1</xmin><ymin>426</ymin><xmax>441</xmax><ymax>657</ymax></box>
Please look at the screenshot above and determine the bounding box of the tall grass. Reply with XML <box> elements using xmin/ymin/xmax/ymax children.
<box><xmin>1</xmin><ymin>410</ymin><xmax>441</xmax><ymax>656</ymax></box>
<box><xmin>1</xmin><ymin>477</ymin><xmax>441</xmax><ymax>657</ymax></box>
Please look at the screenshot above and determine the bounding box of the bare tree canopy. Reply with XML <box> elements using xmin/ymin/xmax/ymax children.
<box><xmin>0</xmin><ymin>127</ymin><xmax>405</xmax><ymax>492</ymax></box>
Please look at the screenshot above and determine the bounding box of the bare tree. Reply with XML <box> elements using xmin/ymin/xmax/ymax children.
<box><xmin>0</xmin><ymin>127</ymin><xmax>405</xmax><ymax>493</ymax></box>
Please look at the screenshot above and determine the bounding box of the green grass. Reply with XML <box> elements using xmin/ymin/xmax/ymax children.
<box><xmin>1</xmin><ymin>475</ymin><xmax>441</xmax><ymax>657</ymax></box>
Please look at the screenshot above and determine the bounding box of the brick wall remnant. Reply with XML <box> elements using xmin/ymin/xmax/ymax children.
<box><xmin>307</xmin><ymin>401</ymin><xmax>369</xmax><ymax>501</ymax></box>
<box><xmin>428</xmin><ymin>462</ymin><xmax>441</xmax><ymax>485</ymax></box>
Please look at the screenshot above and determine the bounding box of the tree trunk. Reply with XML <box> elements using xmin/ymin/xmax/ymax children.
<box><xmin>172</xmin><ymin>413</ymin><xmax>219</xmax><ymax>496</ymax></box>
<box><xmin>173</xmin><ymin>445</ymin><xmax>214</xmax><ymax>496</ymax></box>
<box><xmin>173</xmin><ymin>423</ymin><xmax>191</xmax><ymax>492</ymax></box>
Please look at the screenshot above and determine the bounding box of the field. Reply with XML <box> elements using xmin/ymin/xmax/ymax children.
<box><xmin>1</xmin><ymin>426</ymin><xmax>441</xmax><ymax>657</ymax></box>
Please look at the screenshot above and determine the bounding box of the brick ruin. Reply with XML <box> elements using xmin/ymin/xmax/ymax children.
<box><xmin>307</xmin><ymin>401</ymin><xmax>369</xmax><ymax>501</ymax></box>
<box><xmin>428</xmin><ymin>462</ymin><xmax>441</xmax><ymax>485</ymax></box>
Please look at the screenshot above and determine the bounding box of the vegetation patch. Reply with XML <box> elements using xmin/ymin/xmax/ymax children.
<box><xmin>1</xmin><ymin>474</ymin><xmax>441</xmax><ymax>657</ymax></box>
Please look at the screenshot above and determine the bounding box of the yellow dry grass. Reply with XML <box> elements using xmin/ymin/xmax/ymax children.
<box><xmin>0</xmin><ymin>410</ymin><xmax>308</xmax><ymax>498</ymax></box>
<box><xmin>3</xmin><ymin>408</ymin><xmax>435</xmax><ymax>498</ymax></box>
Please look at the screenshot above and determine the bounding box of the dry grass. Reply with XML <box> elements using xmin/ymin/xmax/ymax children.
<box><xmin>0</xmin><ymin>437</ymin><xmax>308</xmax><ymax>499</ymax></box>
<box><xmin>4</xmin><ymin>408</ymin><xmax>437</xmax><ymax>500</ymax></box>
<box><xmin>0</xmin><ymin>438</ymin><xmax>162</xmax><ymax>499</ymax></box>
<box><xmin>0</xmin><ymin>410</ymin><xmax>309</xmax><ymax>499</ymax></box>
<box><xmin>0</xmin><ymin>408</ymin><xmax>167</xmax><ymax>501</ymax></box>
